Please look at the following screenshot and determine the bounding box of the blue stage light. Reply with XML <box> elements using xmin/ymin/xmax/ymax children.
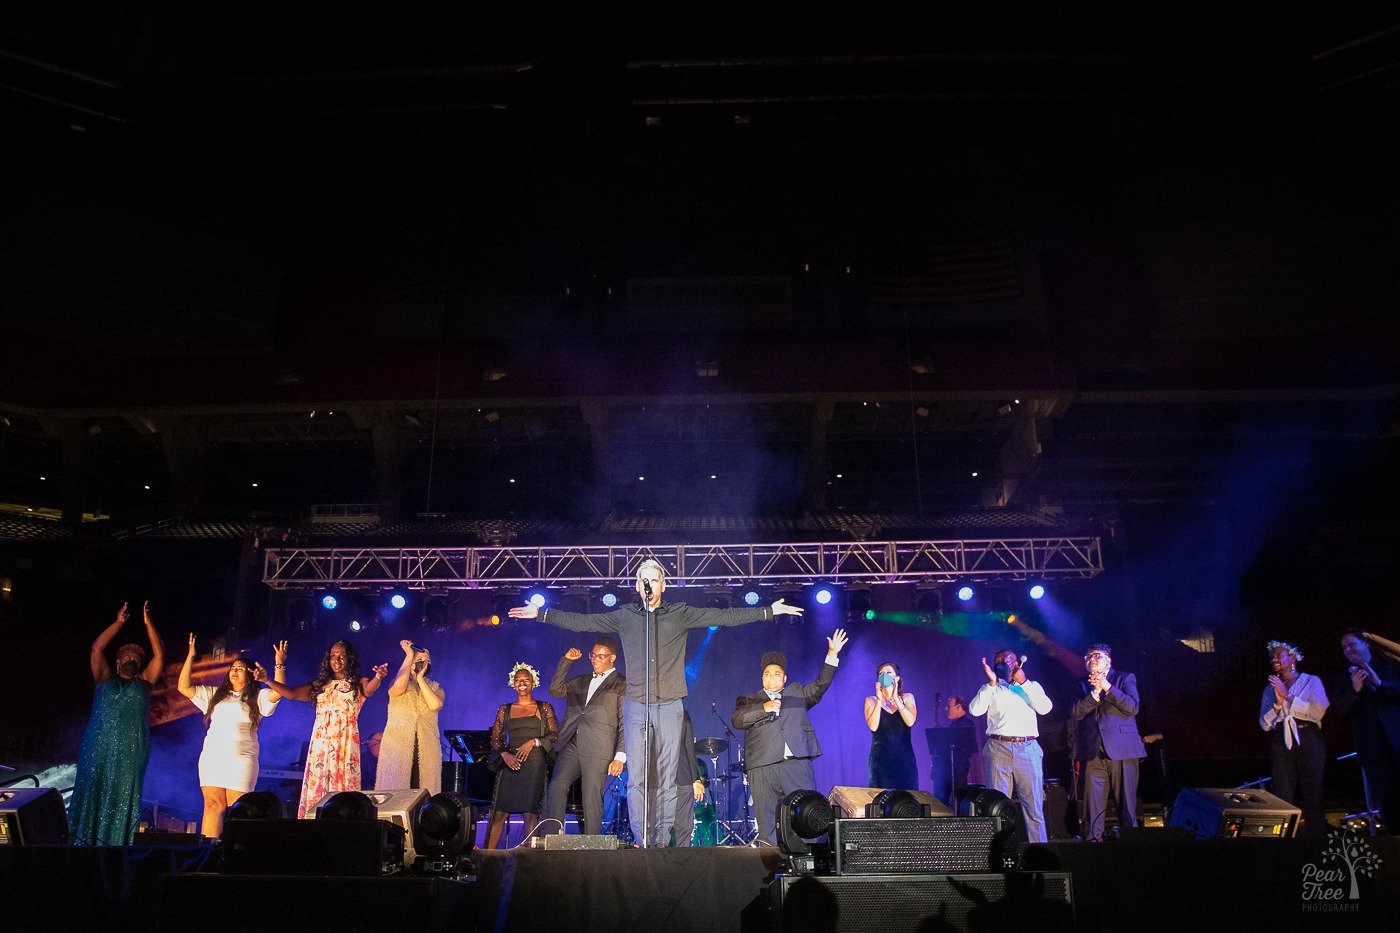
<box><xmin>1028</xmin><ymin>584</ymin><xmax>1045</xmax><ymax>600</ymax></box>
<box><xmin>814</xmin><ymin>588</ymin><xmax>833</xmax><ymax>605</ymax></box>
<box><xmin>601</xmin><ymin>592</ymin><xmax>618</xmax><ymax>608</ymax></box>
<box><xmin>349</xmin><ymin>619</ymin><xmax>361</xmax><ymax>632</ymax></box>
<box><xmin>957</xmin><ymin>586</ymin><xmax>974</xmax><ymax>602</ymax></box>
<box><xmin>389</xmin><ymin>593</ymin><xmax>407</xmax><ymax>610</ymax></box>
<box><xmin>321</xmin><ymin>594</ymin><xmax>338</xmax><ymax>610</ymax></box>
<box><xmin>743</xmin><ymin>590</ymin><xmax>761</xmax><ymax>606</ymax></box>
<box><xmin>528</xmin><ymin>592</ymin><xmax>547</xmax><ymax>608</ymax></box>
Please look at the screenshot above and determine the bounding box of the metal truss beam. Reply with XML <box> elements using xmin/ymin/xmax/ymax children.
<box><xmin>262</xmin><ymin>537</ymin><xmax>1103</xmax><ymax>590</ymax></box>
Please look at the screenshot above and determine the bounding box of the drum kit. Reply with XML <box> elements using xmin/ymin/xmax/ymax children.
<box><xmin>693</xmin><ymin>736</ymin><xmax>757</xmax><ymax>845</ymax></box>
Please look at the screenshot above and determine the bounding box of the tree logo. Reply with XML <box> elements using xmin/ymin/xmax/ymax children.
<box><xmin>1301</xmin><ymin>829</ymin><xmax>1383</xmax><ymax>910</ymax></box>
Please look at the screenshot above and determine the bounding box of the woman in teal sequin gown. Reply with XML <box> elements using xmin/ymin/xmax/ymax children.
<box><xmin>69</xmin><ymin>601</ymin><xmax>166</xmax><ymax>846</ymax></box>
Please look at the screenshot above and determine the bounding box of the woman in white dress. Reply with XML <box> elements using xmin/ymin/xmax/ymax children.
<box><xmin>177</xmin><ymin>634</ymin><xmax>285</xmax><ymax>839</ymax></box>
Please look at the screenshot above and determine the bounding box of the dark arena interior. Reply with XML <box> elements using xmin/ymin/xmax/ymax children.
<box><xmin>2</xmin><ymin>6</ymin><xmax>1399</xmax><ymax>931</ymax></box>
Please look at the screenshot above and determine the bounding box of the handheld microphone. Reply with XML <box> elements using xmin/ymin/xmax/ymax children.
<box><xmin>1019</xmin><ymin>655</ymin><xmax>1028</xmax><ymax>666</ymax></box>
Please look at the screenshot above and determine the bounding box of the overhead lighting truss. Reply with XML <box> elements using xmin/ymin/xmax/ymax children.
<box><xmin>262</xmin><ymin>537</ymin><xmax>1103</xmax><ymax>590</ymax></box>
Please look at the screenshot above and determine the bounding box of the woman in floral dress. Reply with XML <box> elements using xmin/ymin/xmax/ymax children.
<box><xmin>263</xmin><ymin>639</ymin><xmax>388</xmax><ymax>817</ymax></box>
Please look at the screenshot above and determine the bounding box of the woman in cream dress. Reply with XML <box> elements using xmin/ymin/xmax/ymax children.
<box><xmin>375</xmin><ymin>639</ymin><xmax>446</xmax><ymax>792</ymax></box>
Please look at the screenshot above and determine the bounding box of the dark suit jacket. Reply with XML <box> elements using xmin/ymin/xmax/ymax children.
<box><xmin>733</xmin><ymin>660</ymin><xmax>837</xmax><ymax>770</ymax></box>
<box><xmin>1070</xmin><ymin>669</ymin><xmax>1147</xmax><ymax>762</ymax></box>
<box><xmin>550</xmin><ymin>655</ymin><xmax>626</xmax><ymax>761</ymax></box>
<box><xmin>1331</xmin><ymin>654</ymin><xmax>1400</xmax><ymax>766</ymax></box>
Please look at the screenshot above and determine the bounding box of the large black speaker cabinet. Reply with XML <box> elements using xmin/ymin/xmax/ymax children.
<box><xmin>0</xmin><ymin>787</ymin><xmax>69</xmax><ymax>845</ymax></box>
<box><xmin>1168</xmin><ymin>787</ymin><xmax>1299</xmax><ymax>839</ymax></box>
<box><xmin>222</xmin><ymin>819</ymin><xmax>406</xmax><ymax>875</ymax></box>
<box><xmin>771</xmin><ymin>871</ymin><xmax>1074</xmax><ymax>933</ymax></box>
<box><xmin>830</xmin><ymin>816</ymin><xmax>998</xmax><ymax>875</ymax></box>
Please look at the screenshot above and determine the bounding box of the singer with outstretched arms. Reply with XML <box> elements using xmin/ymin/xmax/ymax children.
<box><xmin>509</xmin><ymin>559</ymin><xmax>803</xmax><ymax>847</ymax></box>
<box><xmin>968</xmin><ymin>649</ymin><xmax>1054</xmax><ymax>843</ymax></box>
<box><xmin>732</xmin><ymin>629</ymin><xmax>848</xmax><ymax>847</ymax></box>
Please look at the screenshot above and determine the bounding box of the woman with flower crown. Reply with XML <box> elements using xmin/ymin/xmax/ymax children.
<box><xmin>484</xmin><ymin>661</ymin><xmax>559</xmax><ymax>847</ymax></box>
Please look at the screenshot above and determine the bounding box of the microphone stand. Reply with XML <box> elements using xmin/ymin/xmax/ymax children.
<box><xmin>710</xmin><ymin>703</ymin><xmax>741</xmax><ymax>845</ymax></box>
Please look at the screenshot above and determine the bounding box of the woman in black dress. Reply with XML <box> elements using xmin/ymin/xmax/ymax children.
<box><xmin>484</xmin><ymin>662</ymin><xmax>558</xmax><ymax>848</ymax></box>
<box><xmin>863</xmin><ymin>661</ymin><xmax>920</xmax><ymax>789</ymax></box>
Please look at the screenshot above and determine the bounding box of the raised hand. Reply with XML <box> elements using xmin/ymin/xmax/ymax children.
<box><xmin>508</xmin><ymin>604</ymin><xmax>539</xmax><ymax>620</ymax></box>
<box><xmin>372</xmin><ymin>662</ymin><xmax>389</xmax><ymax>680</ymax></box>
<box><xmin>117</xmin><ymin>602</ymin><xmax>130</xmax><ymax>624</ymax></box>
<box><xmin>142</xmin><ymin>601</ymin><xmax>153</xmax><ymax>624</ymax></box>
<box><xmin>827</xmin><ymin>628</ymin><xmax>849</xmax><ymax>655</ymax></box>
<box><xmin>251</xmin><ymin>662</ymin><xmax>270</xmax><ymax>683</ymax></box>
<box><xmin>565</xmin><ymin>648</ymin><xmax>583</xmax><ymax>661</ymax></box>
<box><xmin>981</xmin><ymin>657</ymin><xmax>996</xmax><ymax>684</ymax></box>
<box><xmin>274</xmin><ymin>640</ymin><xmax>288</xmax><ymax>666</ymax></box>
<box><xmin>400</xmin><ymin>639</ymin><xmax>415</xmax><ymax>656</ymax></box>
<box><xmin>186</xmin><ymin>632</ymin><xmax>197</xmax><ymax>657</ymax></box>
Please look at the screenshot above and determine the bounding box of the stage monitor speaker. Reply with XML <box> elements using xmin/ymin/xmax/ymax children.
<box><xmin>831</xmin><ymin>816</ymin><xmax>999</xmax><ymax>875</ymax></box>
<box><xmin>771</xmin><ymin>871</ymin><xmax>1074</xmax><ymax>933</ymax></box>
<box><xmin>542</xmin><ymin>833</ymin><xmax>623</xmax><ymax>850</ymax></box>
<box><xmin>1168</xmin><ymin>787</ymin><xmax>1299</xmax><ymax>839</ymax></box>
<box><xmin>222</xmin><ymin>818</ymin><xmax>406</xmax><ymax>876</ymax></box>
<box><xmin>0</xmin><ymin>787</ymin><xmax>69</xmax><ymax>845</ymax></box>
<box><xmin>827</xmin><ymin>785</ymin><xmax>953</xmax><ymax>820</ymax></box>
<box><xmin>360</xmin><ymin>789</ymin><xmax>429</xmax><ymax>866</ymax></box>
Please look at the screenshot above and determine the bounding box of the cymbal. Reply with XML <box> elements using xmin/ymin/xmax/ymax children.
<box><xmin>694</xmin><ymin>737</ymin><xmax>729</xmax><ymax>757</ymax></box>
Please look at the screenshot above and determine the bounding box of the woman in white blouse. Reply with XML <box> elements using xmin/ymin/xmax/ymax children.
<box><xmin>177</xmin><ymin>634</ymin><xmax>284</xmax><ymax>839</ymax></box>
<box><xmin>1259</xmin><ymin>639</ymin><xmax>1329</xmax><ymax>836</ymax></box>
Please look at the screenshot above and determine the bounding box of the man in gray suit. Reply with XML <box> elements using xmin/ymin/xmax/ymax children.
<box><xmin>1070</xmin><ymin>643</ymin><xmax>1147</xmax><ymax>840</ymax></box>
<box><xmin>733</xmin><ymin>628</ymin><xmax>848</xmax><ymax>846</ymax></box>
<box><xmin>543</xmin><ymin>637</ymin><xmax>626</xmax><ymax>835</ymax></box>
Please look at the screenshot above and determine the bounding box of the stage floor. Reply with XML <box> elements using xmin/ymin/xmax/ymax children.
<box><xmin>2</xmin><ymin>833</ymin><xmax>1397</xmax><ymax>932</ymax></box>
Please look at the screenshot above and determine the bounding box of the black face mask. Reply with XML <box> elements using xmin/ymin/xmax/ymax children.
<box><xmin>118</xmin><ymin>659</ymin><xmax>140</xmax><ymax>678</ymax></box>
<box><xmin>994</xmin><ymin>660</ymin><xmax>1014</xmax><ymax>681</ymax></box>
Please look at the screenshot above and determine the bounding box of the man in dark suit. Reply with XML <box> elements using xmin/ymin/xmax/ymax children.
<box><xmin>543</xmin><ymin>636</ymin><xmax>626</xmax><ymax>835</ymax></box>
<box><xmin>733</xmin><ymin>628</ymin><xmax>848</xmax><ymax>846</ymax></box>
<box><xmin>1333</xmin><ymin>629</ymin><xmax>1400</xmax><ymax>832</ymax></box>
<box><xmin>1070</xmin><ymin>643</ymin><xmax>1146</xmax><ymax>840</ymax></box>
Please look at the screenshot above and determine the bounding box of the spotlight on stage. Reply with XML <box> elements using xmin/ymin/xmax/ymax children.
<box><xmin>957</xmin><ymin>787</ymin><xmax>1027</xmax><ymax>870</ymax></box>
<box><xmin>321</xmin><ymin>593</ymin><xmax>339</xmax><ymax>610</ymax></box>
<box><xmin>527</xmin><ymin>591</ymin><xmax>547</xmax><ymax>608</ymax></box>
<box><xmin>317</xmin><ymin>791</ymin><xmax>378</xmax><ymax>822</ymax></box>
<box><xmin>414</xmin><ymin>792</ymin><xmax>476</xmax><ymax>875</ymax></box>
<box><xmin>956</xmin><ymin>585</ymin><xmax>974</xmax><ymax>602</ymax></box>
<box><xmin>776</xmin><ymin>789</ymin><xmax>835</xmax><ymax>874</ymax></box>
<box><xmin>743</xmin><ymin>589</ymin><xmax>762</xmax><ymax>607</ymax></box>
<box><xmin>389</xmin><ymin>592</ymin><xmax>407</xmax><ymax>610</ymax></box>
<box><xmin>865</xmin><ymin>788</ymin><xmax>932</xmax><ymax>819</ymax></box>
<box><xmin>814</xmin><ymin>587</ymin><xmax>833</xmax><ymax>605</ymax></box>
<box><xmin>225</xmin><ymin>791</ymin><xmax>283</xmax><ymax>821</ymax></box>
<box><xmin>600</xmin><ymin>591</ymin><xmax>619</xmax><ymax>608</ymax></box>
<box><xmin>1028</xmin><ymin>584</ymin><xmax>1046</xmax><ymax>600</ymax></box>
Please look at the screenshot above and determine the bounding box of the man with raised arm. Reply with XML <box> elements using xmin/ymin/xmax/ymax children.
<box><xmin>509</xmin><ymin>559</ymin><xmax>802</xmax><ymax>847</ymax></box>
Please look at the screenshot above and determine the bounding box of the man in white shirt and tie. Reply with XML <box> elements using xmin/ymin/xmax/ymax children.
<box><xmin>968</xmin><ymin>649</ymin><xmax>1054</xmax><ymax>843</ymax></box>
<box><xmin>543</xmin><ymin>637</ymin><xmax>627</xmax><ymax>835</ymax></box>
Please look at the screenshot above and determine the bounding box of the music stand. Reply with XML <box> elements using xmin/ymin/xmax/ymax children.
<box><xmin>925</xmin><ymin>725</ymin><xmax>979</xmax><ymax>807</ymax></box>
